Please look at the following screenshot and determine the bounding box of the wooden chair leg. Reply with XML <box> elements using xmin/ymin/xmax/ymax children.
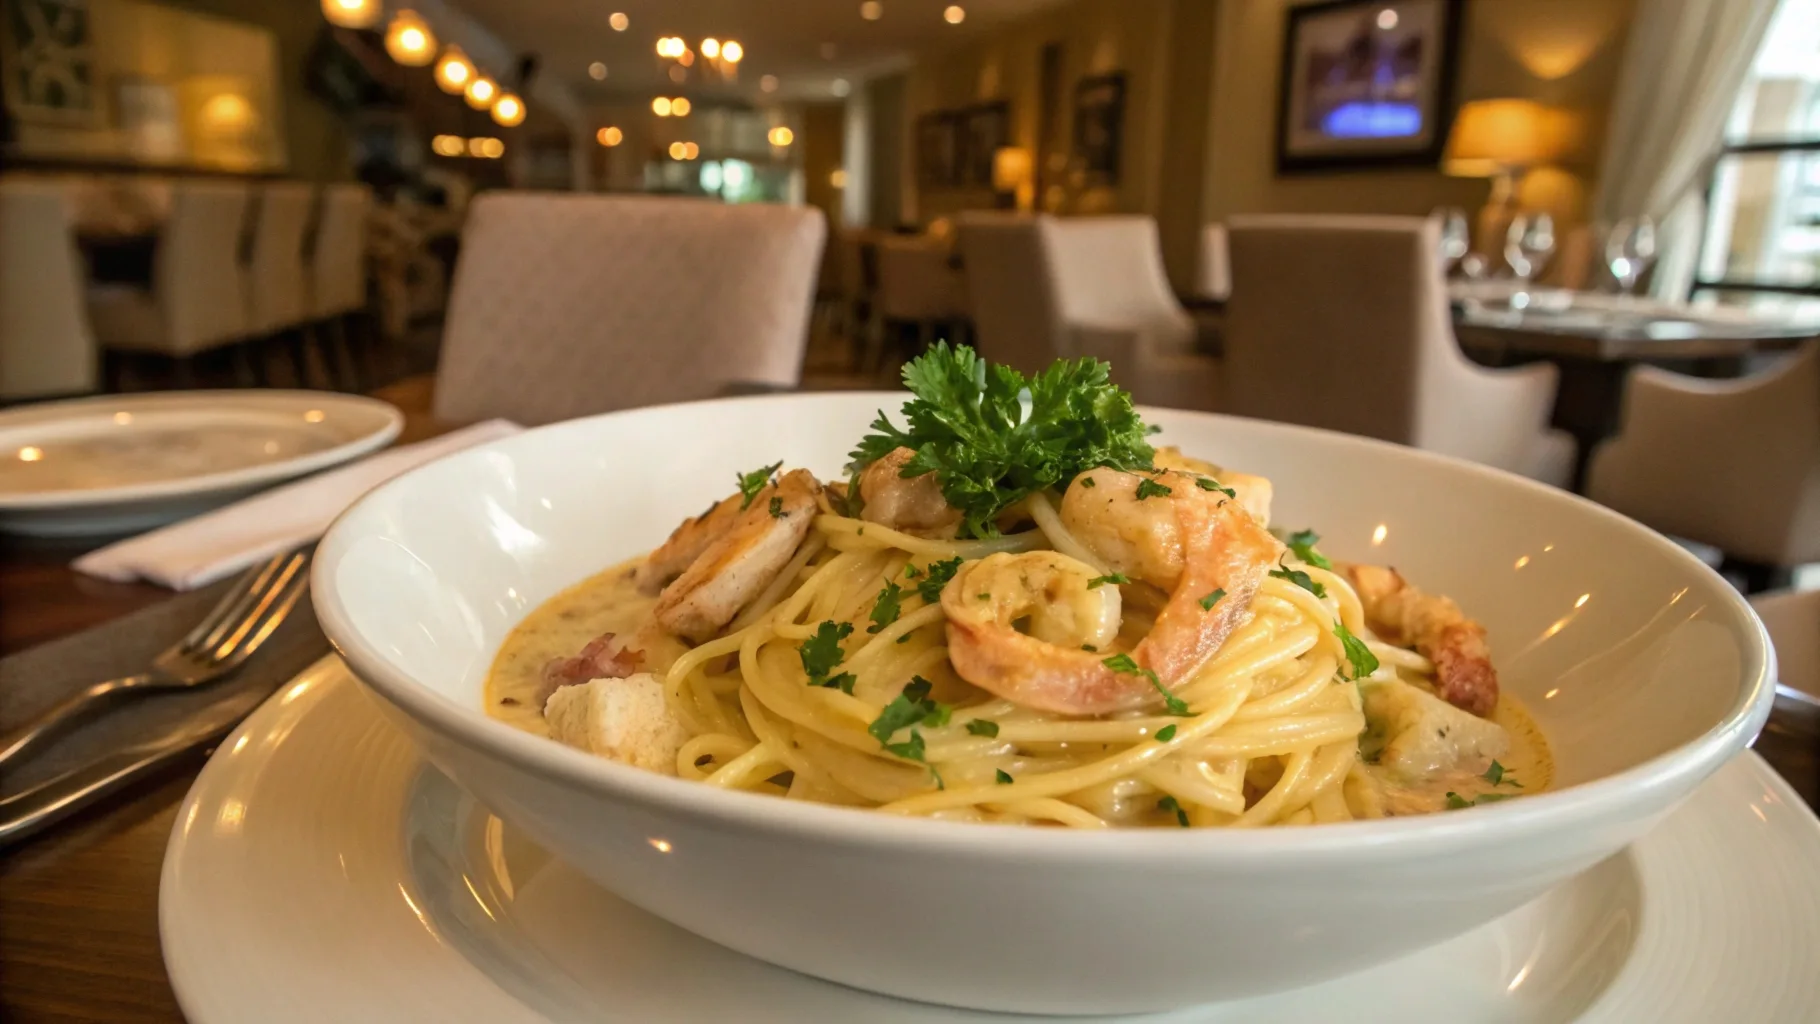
<box><xmin>327</xmin><ymin>317</ymin><xmax>363</xmax><ymax>392</ymax></box>
<box><xmin>285</xmin><ymin>329</ymin><xmax>315</xmax><ymax>389</ymax></box>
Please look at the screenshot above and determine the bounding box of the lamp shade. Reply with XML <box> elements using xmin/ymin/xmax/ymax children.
<box><xmin>992</xmin><ymin>147</ymin><xmax>1033</xmax><ymax>192</ymax></box>
<box><xmin>1442</xmin><ymin>99</ymin><xmax>1580</xmax><ymax>177</ymax></box>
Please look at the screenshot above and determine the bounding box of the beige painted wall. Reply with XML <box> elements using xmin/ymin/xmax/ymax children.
<box><xmin>1205</xmin><ymin>0</ymin><xmax>1640</xmax><ymax>235</ymax></box>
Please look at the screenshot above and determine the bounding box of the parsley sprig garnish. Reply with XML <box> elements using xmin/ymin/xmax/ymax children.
<box><xmin>1334</xmin><ymin>622</ymin><xmax>1379</xmax><ymax>681</ymax></box>
<box><xmin>799</xmin><ymin>621</ymin><xmax>856</xmax><ymax>693</ymax></box>
<box><xmin>736</xmin><ymin>461</ymin><xmax>782</xmax><ymax>510</ymax></box>
<box><xmin>1102</xmin><ymin>653</ymin><xmax>1191</xmax><ymax>716</ymax></box>
<box><xmin>848</xmin><ymin>344</ymin><xmax>1155</xmax><ymax>538</ymax></box>
<box><xmin>1286</xmin><ymin>529</ymin><xmax>1333</xmax><ymax>570</ymax></box>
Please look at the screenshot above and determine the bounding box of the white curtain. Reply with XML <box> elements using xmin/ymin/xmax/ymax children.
<box><xmin>1592</xmin><ymin>0</ymin><xmax>1779</xmax><ymax>300</ymax></box>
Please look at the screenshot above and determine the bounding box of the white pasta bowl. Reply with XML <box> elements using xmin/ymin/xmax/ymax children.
<box><xmin>313</xmin><ymin>392</ymin><xmax>1773</xmax><ymax>1015</ymax></box>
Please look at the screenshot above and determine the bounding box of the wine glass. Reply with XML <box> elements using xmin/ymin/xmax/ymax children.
<box><xmin>1605</xmin><ymin>216</ymin><xmax>1657</xmax><ymax>296</ymax></box>
<box><xmin>1435</xmin><ymin>206</ymin><xmax>1471</xmax><ymax>274</ymax></box>
<box><xmin>1505</xmin><ymin>213</ymin><xmax>1556</xmax><ymax>285</ymax></box>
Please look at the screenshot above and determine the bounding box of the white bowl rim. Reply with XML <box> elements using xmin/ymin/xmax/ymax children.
<box><xmin>0</xmin><ymin>389</ymin><xmax>405</xmax><ymax>510</ymax></box>
<box><xmin>314</xmin><ymin>392</ymin><xmax>1776</xmax><ymax>865</ymax></box>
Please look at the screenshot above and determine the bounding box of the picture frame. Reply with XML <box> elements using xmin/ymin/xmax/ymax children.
<box><xmin>2</xmin><ymin>0</ymin><xmax>98</xmax><ymax>125</ymax></box>
<box><xmin>1274</xmin><ymin>0</ymin><xmax>1463</xmax><ymax>174</ymax></box>
<box><xmin>915</xmin><ymin>110</ymin><xmax>962</xmax><ymax>188</ymax></box>
<box><xmin>1072</xmin><ymin>72</ymin><xmax>1125</xmax><ymax>185</ymax></box>
<box><xmin>959</xmin><ymin>101</ymin><xmax>1009</xmax><ymax>189</ymax></box>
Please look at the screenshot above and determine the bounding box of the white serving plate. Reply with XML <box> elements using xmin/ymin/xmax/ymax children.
<box><xmin>161</xmin><ymin>657</ymin><xmax>1820</xmax><ymax>1023</ymax></box>
<box><xmin>0</xmin><ymin>390</ymin><xmax>402</xmax><ymax>537</ymax></box>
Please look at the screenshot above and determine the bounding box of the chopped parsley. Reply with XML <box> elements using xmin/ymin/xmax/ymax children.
<box><xmin>867</xmin><ymin>581</ymin><xmax>904</xmax><ymax>634</ymax></box>
<box><xmin>1103</xmin><ymin>653</ymin><xmax>1191</xmax><ymax>716</ymax></box>
<box><xmin>799</xmin><ymin>621</ymin><xmax>854</xmax><ymax>690</ymax></box>
<box><xmin>1080</xmin><ymin>643</ymin><xmax>1098</xmax><ymax>652</ymax></box>
<box><xmin>1087</xmin><ymin>573</ymin><xmax>1129</xmax><ymax>589</ymax></box>
<box><xmin>922</xmin><ymin>702</ymin><xmax>953</xmax><ymax>728</ymax></box>
<box><xmin>1195</xmin><ymin>476</ymin><xmax>1237</xmax><ymax>498</ymax></box>
<box><xmin>848</xmin><ymin>343</ymin><xmax>1155</xmax><ymax>539</ymax></box>
<box><xmin>1444</xmin><ymin>792</ymin><xmax>1470</xmax><ymax>810</ymax></box>
<box><xmin>1446</xmin><ymin>791</ymin><xmax>1517</xmax><ymax>811</ymax></box>
<box><xmin>869</xmin><ymin>677</ymin><xmax>947</xmax><ymax>762</ymax></box>
<box><xmin>884</xmin><ymin>730</ymin><xmax>926</xmax><ymax>762</ymax></box>
<box><xmin>1157</xmin><ymin>795</ymin><xmax>1190</xmax><ymax>827</ymax></box>
<box><xmin>1135</xmin><ymin>477</ymin><xmax>1173</xmax><ymax>501</ymax></box>
<box><xmin>1270</xmin><ymin>564</ymin><xmax>1326</xmax><ymax>598</ymax></box>
<box><xmin>902</xmin><ymin>563</ymin><xmax>922</xmax><ymax>579</ymax></box>
<box><xmin>1080</xmin><ymin>476</ymin><xmax>1097</xmax><ymax>489</ymax></box>
<box><xmin>1286</xmin><ymin>529</ymin><xmax>1333</xmax><ymax>570</ymax></box>
<box><xmin>896</xmin><ymin>633</ymin><xmax>912</xmax><ymax>644</ymax></box>
<box><xmin>736</xmin><ymin>461</ymin><xmax>783</xmax><ymax>510</ymax></box>
<box><xmin>916</xmin><ymin>556</ymin><xmax>964</xmax><ymax>603</ymax></box>
<box><xmin>995</xmin><ymin>769</ymin><xmax>1014</xmax><ymax>785</ymax></box>
<box><xmin>768</xmin><ymin>496</ymin><xmax>784</xmax><ymax>519</ymax></box>
<box><xmin>1154</xmin><ymin>724</ymin><xmax>1178</xmax><ymax>742</ymax></box>
<box><xmin>1198</xmin><ymin>588</ymin><xmax>1226</xmax><ymax>612</ymax></box>
<box><xmin>1334</xmin><ymin>621</ymin><xmax>1379</xmax><ymax>681</ymax></box>
<box><xmin>966</xmin><ymin>719</ymin><xmax>1000</xmax><ymax>738</ymax></box>
<box><xmin>1482</xmin><ymin>760</ymin><xmax>1523</xmax><ymax>788</ymax></box>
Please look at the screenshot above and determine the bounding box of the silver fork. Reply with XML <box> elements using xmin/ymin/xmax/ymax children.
<box><xmin>0</xmin><ymin>548</ymin><xmax>311</xmax><ymax>772</ymax></box>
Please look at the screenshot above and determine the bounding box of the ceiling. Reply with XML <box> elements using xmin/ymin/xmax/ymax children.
<box><xmin>446</xmin><ymin>0</ymin><xmax>1071</xmax><ymax>109</ymax></box>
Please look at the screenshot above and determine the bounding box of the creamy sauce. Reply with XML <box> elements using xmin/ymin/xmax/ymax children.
<box><xmin>484</xmin><ymin>559</ymin><xmax>669</xmax><ymax>736</ymax></box>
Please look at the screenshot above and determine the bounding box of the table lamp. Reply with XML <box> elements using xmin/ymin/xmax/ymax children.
<box><xmin>1443</xmin><ymin>99</ymin><xmax>1580</xmax><ymax>238</ymax></box>
<box><xmin>992</xmin><ymin>146</ymin><xmax>1033</xmax><ymax>211</ymax></box>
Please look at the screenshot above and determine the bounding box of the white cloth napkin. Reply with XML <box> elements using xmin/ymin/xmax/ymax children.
<box><xmin>76</xmin><ymin>419</ymin><xmax>523</xmax><ymax>590</ymax></box>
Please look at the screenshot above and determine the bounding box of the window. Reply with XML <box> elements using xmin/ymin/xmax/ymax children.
<box><xmin>1695</xmin><ymin>0</ymin><xmax>1820</xmax><ymax>314</ymax></box>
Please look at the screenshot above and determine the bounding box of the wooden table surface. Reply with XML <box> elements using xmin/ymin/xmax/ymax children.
<box><xmin>0</xmin><ymin>375</ymin><xmax>443</xmax><ymax>1023</ymax></box>
<box><xmin>1</xmin><ymin>374</ymin><xmax>1815</xmax><ymax>1021</ymax></box>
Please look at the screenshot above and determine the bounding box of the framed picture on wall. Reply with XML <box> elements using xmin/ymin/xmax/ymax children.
<box><xmin>960</xmin><ymin>101</ymin><xmax>1010</xmax><ymax>188</ymax></box>
<box><xmin>915</xmin><ymin>110</ymin><xmax>962</xmax><ymax>188</ymax></box>
<box><xmin>1274</xmin><ymin>0</ymin><xmax>1464</xmax><ymax>173</ymax></box>
<box><xmin>2</xmin><ymin>0</ymin><xmax>98</xmax><ymax>124</ymax></box>
<box><xmin>1072</xmin><ymin>73</ymin><xmax>1125</xmax><ymax>185</ymax></box>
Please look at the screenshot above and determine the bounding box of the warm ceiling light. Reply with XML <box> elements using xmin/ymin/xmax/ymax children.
<box><xmin>657</xmin><ymin>36</ymin><xmax>685</xmax><ymax>58</ymax></box>
<box><xmin>652</xmin><ymin>96</ymin><xmax>672</xmax><ymax>116</ymax></box>
<box><xmin>760</xmin><ymin>74</ymin><xmax>779</xmax><ymax>93</ymax></box>
<box><xmin>433</xmin><ymin>46</ymin><xmax>474</xmax><ymax>94</ymax></box>
<box><xmin>609</xmin><ymin>11</ymin><xmax>628</xmax><ymax>31</ymax></box>
<box><xmin>943</xmin><ymin>5</ymin><xmax>966</xmax><ymax>24</ymax></box>
<box><xmin>432</xmin><ymin>134</ymin><xmax>465</xmax><ymax>157</ymax></box>
<box><xmin>683</xmin><ymin>141</ymin><xmax>699</xmax><ymax>159</ymax></box>
<box><xmin>383</xmin><ymin>11</ymin><xmax>437</xmax><ymax>66</ymax></box>
<box><xmin>678</xmin><ymin>49</ymin><xmax>695</xmax><ymax>68</ymax></box>
<box><xmin>768</xmin><ymin>126</ymin><xmax>794</xmax><ymax>146</ymax></box>
<box><xmin>831</xmin><ymin>78</ymin><xmax>851</xmax><ymax>97</ymax></box>
<box><xmin>669</xmin><ymin>141</ymin><xmax>687</xmax><ymax>160</ymax></box>
<box><xmin>860</xmin><ymin>1</ymin><xmax>883</xmax><ymax>19</ymax></box>
<box><xmin>831</xmin><ymin>168</ymin><xmax>848</xmax><ymax>187</ymax></box>
<box><xmin>465</xmin><ymin>75</ymin><xmax>498</xmax><ymax>110</ymax></box>
<box><xmin>1376</xmin><ymin>8</ymin><xmax>1399</xmax><ymax>30</ymax></box>
<box><xmin>701</xmin><ymin>38</ymin><xmax>720</xmax><ymax>59</ymax></box>
<box><xmin>468</xmin><ymin>138</ymin><xmax>487</xmax><ymax>157</ymax></box>
<box><xmin>597</xmin><ymin>126</ymin><xmax>623</xmax><ymax>146</ymax></box>
<box><xmin>491</xmin><ymin>92</ymin><xmax>525</xmax><ymax>127</ymax></box>
<box><xmin>671</xmin><ymin>97</ymin><xmax>691</xmax><ymax>116</ymax></box>
<box><xmin>484</xmin><ymin>138</ymin><xmax>505</xmax><ymax>158</ymax></box>
<box><xmin>722</xmin><ymin>41</ymin><xmax>743</xmax><ymax>63</ymax></box>
<box><xmin>321</xmin><ymin>0</ymin><xmax>380</xmax><ymax>30</ymax></box>
<box><xmin>588</xmin><ymin>61</ymin><xmax>608</xmax><ymax>81</ymax></box>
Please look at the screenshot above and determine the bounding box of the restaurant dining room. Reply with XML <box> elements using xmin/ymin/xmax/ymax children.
<box><xmin>5</xmin><ymin>0</ymin><xmax>1820</xmax><ymax>1018</ymax></box>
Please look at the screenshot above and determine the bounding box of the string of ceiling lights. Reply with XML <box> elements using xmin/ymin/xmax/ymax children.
<box><xmin>319</xmin><ymin>0</ymin><xmax>529</xmax><ymax>131</ymax></box>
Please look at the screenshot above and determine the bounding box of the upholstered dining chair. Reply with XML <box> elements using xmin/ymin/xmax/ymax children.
<box><xmin>305</xmin><ymin>184</ymin><xmax>374</xmax><ymax>388</ymax></box>
<box><xmin>956</xmin><ymin>213</ymin><xmax>1219</xmax><ymax>409</ymax></box>
<box><xmin>0</xmin><ymin>181</ymin><xmax>96</xmax><ymax>400</ymax></box>
<box><xmin>1224</xmin><ymin>214</ymin><xmax>1574</xmax><ymax>485</ymax></box>
<box><xmin>1588</xmin><ymin>343</ymin><xmax>1820</xmax><ymax>588</ymax></box>
<box><xmin>1749</xmin><ymin>587</ymin><xmax>1820</xmax><ymax>699</ymax></box>
<box><xmin>874</xmin><ymin>235</ymin><xmax>970</xmax><ymax>366</ymax></box>
<box><xmin>434</xmin><ymin>194</ymin><xmax>826</xmax><ymax>426</ymax></box>
<box><xmin>245</xmin><ymin>183</ymin><xmax>316</xmax><ymax>337</ymax></box>
<box><xmin>87</xmin><ymin>180</ymin><xmax>251</xmax><ymax>385</ymax></box>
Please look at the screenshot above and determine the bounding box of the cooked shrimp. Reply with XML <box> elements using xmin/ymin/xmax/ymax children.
<box><xmin>654</xmin><ymin>469</ymin><xmax>821</xmax><ymax>643</ymax></box>
<box><xmin>1343</xmin><ymin>563</ymin><xmax>1498</xmax><ymax>717</ymax></box>
<box><xmin>1152</xmin><ymin>446</ymin><xmax>1274</xmax><ymax>526</ymax></box>
<box><xmin>944</xmin><ymin>472</ymin><xmax>1282</xmax><ymax>715</ymax></box>
<box><xmin>858</xmin><ymin>446</ymin><xmax>962</xmax><ymax>537</ymax></box>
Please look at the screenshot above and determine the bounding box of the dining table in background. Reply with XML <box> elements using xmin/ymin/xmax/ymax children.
<box><xmin>0</xmin><ymin>372</ymin><xmax>1814</xmax><ymax>1023</ymax></box>
<box><xmin>1454</xmin><ymin>302</ymin><xmax>1819</xmax><ymax>492</ymax></box>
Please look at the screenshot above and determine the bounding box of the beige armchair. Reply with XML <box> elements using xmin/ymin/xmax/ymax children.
<box><xmin>434</xmin><ymin>193</ymin><xmax>825</xmax><ymax>427</ymax></box>
<box><xmin>1225</xmin><ymin>214</ymin><xmax>1573</xmax><ymax>485</ymax></box>
<box><xmin>0</xmin><ymin>181</ymin><xmax>96</xmax><ymax>399</ymax></box>
<box><xmin>1749</xmin><ymin>588</ymin><xmax>1820</xmax><ymax>700</ymax></box>
<box><xmin>87</xmin><ymin>181</ymin><xmax>251</xmax><ymax>359</ymax></box>
<box><xmin>1588</xmin><ymin>343</ymin><xmax>1820</xmax><ymax>573</ymax></box>
<box><xmin>956</xmin><ymin>213</ymin><xmax>1219</xmax><ymax>409</ymax></box>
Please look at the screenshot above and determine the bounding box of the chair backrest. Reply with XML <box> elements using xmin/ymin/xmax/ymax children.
<box><xmin>154</xmin><ymin>180</ymin><xmax>251</xmax><ymax>353</ymax></box>
<box><xmin>874</xmin><ymin>237</ymin><xmax>967</xmax><ymax>321</ymax></box>
<box><xmin>1225</xmin><ymin>215</ymin><xmax>1460</xmax><ymax>444</ymax></box>
<box><xmin>954</xmin><ymin>212</ymin><xmax>1064</xmax><ymax>375</ymax></box>
<box><xmin>1044</xmin><ymin>215</ymin><xmax>1192</xmax><ymax>349</ymax></box>
<box><xmin>311</xmin><ymin>183</ymin><xmax>372</xmax><ymax>319</ymax></box>
<box><xmin>1198</xmin><ymin>222</ymin><xmax>1231</xmax><ymax>301</ymax></box>
<box><xmin>245</xmin><ymin>182</ymin><xmax>316</xmax><ymax>334</ymax></box>
<box><xmin>1750</xmin><ymin>588</ymin><xmax>1820</xmax><ymax>699</ymax></box>
<box><xmin>433</xmin><ymin>193</ymin><xmax>826</xmax><ymax>426</ymax></box>
<box><xmin>0</xmin><ymin>181</ymin><xmax>95</xmax><ymax>398</ymax></box>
